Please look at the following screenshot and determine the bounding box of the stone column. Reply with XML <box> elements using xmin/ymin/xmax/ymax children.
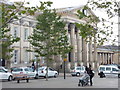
<box><xmin>70</xmin><ymin>24</ymin><xmax>75</xmax><ymax>69</ymax></box>
<box><xmin>104</xmin><ymin>53</ymin><xmax>106</xmax><ymax>64</ymax></box>
<box><xmin>105</xmin><ymin>53</ymin><xmax>107</xmax><ymax>64</ymax></box>
<box><xmin>107</xmin><ymin>53</ymin><xmax>109</xmax><ymax>64</ymax></box>
<box><xmin>82</xmin><ymin>38</ymin><xmax>87</xmax><ymax>66</ymax></box>
<box><xmin>99</xmin><ymin>53</ymin><xmax>101</xmax><ymax>64</ymax></box>
<box><xmin>65</xmin><ymin>23</ymin><xmax>71</xmax><ymax>72</ymax></box>
<box><xmin>111</xmin><ymin>53</ymin><xmax>113</xmax><ymax>64</ymax></box>
<box><xmin>102</xmin><ymin>53</ymin><xmax>105</xmax><ymax>64</ymax></box>
<box><xmin>97</xmin><ymin>53</ymin><xmax>100</xmax><ymax>67</ymax></box>
<box><xmin>89</xmin><ymin>37</ymin><xmax>92</xmax><ymax>66</ymax></box>
<box><xmin>93</xmin><ymin>36</ymin><xmax>97</xmax><ymax>68</ymax></box>
<box><xmin>76</xmin><ymin>29</ymin><xmax>82</xmax><ymax>66</ymax></box>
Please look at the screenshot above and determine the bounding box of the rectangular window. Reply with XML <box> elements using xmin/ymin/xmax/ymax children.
<box><xmin>14</xmin><ymin>27</ymin><xmax>18</xmax><ymax>38</ymax></box>
<box><xmin>100</xmin><ymin>67</ymin><xmax>105</xmax><ymax>71</ymax></box>
<box><xmin>106</xmin><ymin>67</ymin><xmax>111</xmax><ymax>71</ymax></box>
<box><xmin>14</xmin><ymin>50</ymin><xmax>18</xmax><ymax>63</ymax></box>
<box><xmin>24</xmin><ymin>51</ymin><xmax>29</xmax><ymax>63</ymax></box>
<box><xmin>112</xmin><ymin>68</ymin><xmax>119</xmax><ymax>71</ymax></box>
<box><xmin>24</xmin><ymin>28</ymin><xmax>29</xmax><ymax>40</ymax></box>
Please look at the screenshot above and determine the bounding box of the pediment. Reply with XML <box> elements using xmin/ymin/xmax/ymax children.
<box><xmin>56</xmin><ymin>5</ymin><xmax>97</xmax><ymax>21</ymax></box>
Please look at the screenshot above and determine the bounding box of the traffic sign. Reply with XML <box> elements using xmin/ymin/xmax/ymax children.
<box><xmin>64</xmin><ymin>58</ymin><xmax>67</xmax><ymax>61</ymax></box>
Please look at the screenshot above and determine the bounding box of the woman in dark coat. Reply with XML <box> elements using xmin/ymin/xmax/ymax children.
<box><xmin>85</xmin><ymin>66</ymin><xmax>94</xmax><ymax>86</ymax></box>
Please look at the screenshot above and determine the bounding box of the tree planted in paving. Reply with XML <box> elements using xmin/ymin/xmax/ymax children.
<box><xmin>28</xmin><ymin>8</ymin><xmax>72</xmax><ymax>81</ymax></box>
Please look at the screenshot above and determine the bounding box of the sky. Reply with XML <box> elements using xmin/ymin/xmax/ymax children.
<box><xmin>9</xmin><ymin>0</ymin><xmax>88</xmax><ymax>8</ymax></box>
<box><xmin>8</xmin><ymin>0</ymin><xmax>118</xmax><ymax>45</ymax></box>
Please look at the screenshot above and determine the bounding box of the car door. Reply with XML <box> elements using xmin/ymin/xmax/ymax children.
<box><xmin>112</xmin><ymin>67</ymin><xmax>119</xmax><ymax>77</ymax></box>
<box><xmin>48</xmin><ymin>68</ymin><xmax>54</xmax><ymax>77</ymax></box>
<box><xmin>0</xmin><ymin>69</ymin><xmax>8</xmax><ymax>79</ymax></box>
<box><xmin>0</xmin><ymin>69</ymin><xmax>4</xmax><ymax>79</ymax></box>
<box><xmin>80</xmin><ymin>66</ymin><xmax>85</xmax><ymax>74</ymax></box>
<box><xmin>28</xmin><ymin>68</ymin><xmax>36</xmax><ymax>78</ymax></box>
<box><xmin>105</xmin><ymin>67</ymin><xmax>112</xmax><ymax>76</ymax></box>
<box><xmin>24</xmin><ymin>68</ymin><xmax>35</xmax><ymax>77</ymax></box>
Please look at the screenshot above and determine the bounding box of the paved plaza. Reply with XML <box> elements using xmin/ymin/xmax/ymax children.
<box><xmin>0</xmin><ymin>73</ymin><xmax>119</xmax><ymax>89</ymax></box>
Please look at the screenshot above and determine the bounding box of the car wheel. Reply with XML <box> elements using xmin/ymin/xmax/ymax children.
<box><xmin>8</xmin><ymin>75</ymin><xmax>13</xmax><ymax>81</ymax></box>
<box><xmin>118</xmin><ymin>74</ymin><xmax>120</xmax><ymax>78</ymax></box>
<box><xmin>76</xmin><ymin>73</ymin><xmax>80</xmax><ymax>76</ymax></box>
<box><xmin>54</xmin><ymin>73</ymin><xmax>58</xmax><ymax>78</ymax></box>
<box><xmin>35</xmin><ymin>74</ymin><xmax>39</xmax><ymax>79</ymax></box>
<box><xmin>71</xmin><ymin>75</ymin><xmax>75</xmax><ymax>76</ymax></box>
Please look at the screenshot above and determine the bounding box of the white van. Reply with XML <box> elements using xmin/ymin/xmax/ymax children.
<box><xmin>98</xmin><ymin>65</ymin><xmax>120</xmax><ymax>78</ymax></box>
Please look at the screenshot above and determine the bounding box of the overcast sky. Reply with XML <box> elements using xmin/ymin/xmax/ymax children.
<box><xmin>9</xmin><ymin>0</ymin><xmax>88</xmax><ymax>8</ymax></box>
<box><xmin>9</xmin><ymin>0</ymin><xmax>118</xmax><ymax>45</ymax></box>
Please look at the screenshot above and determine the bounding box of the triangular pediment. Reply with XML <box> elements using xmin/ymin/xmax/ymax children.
<box><xmin>56</xmin><ymin>5</ymin><xmax>97</xmax><ymax>21</ymax></box>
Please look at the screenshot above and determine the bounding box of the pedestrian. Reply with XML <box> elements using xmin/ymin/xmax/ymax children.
<box><xmin>85</xmin><ymin>66</ymin><xmax>89</xmax><ymax>74</ymax></box>
<box><xmin>32</xmin><ymin>61</ymin><xmax>35</xmax><ymax>71</ymax></box>
<box><xmin>85</xmin><ymin>65</ymin><xmax>94</xmax><ymax>86</ymax></box>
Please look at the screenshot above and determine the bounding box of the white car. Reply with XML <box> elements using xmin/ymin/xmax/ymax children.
<box><xmin>71</xmin><ymin>66</ymin><xmax>86</xmax><ymax>76</ymax></box>
<box><xmin>12</xmin><ymin>67</ymin><xmax>38</xmax><ymax>79</ymax></box>
<box><xmin>0</xmin><ymin>68</ymin><xmax>13</xmax><ymax>81</ymax></box>
<box><xmin>0</xmin><ymin>66</ymin><xmax>8</xmax><ymax>72</ymax></box>
<box><xmin>37</xmin><ymin>66</ymin><xmax>58</xmax><ymax>78</ymax></box>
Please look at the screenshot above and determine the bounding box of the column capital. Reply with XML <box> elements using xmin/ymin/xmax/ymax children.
<box><xmin>70</xmin><ymin>23</ymin><xmax>75</xmax><ymax>29</ymax></box>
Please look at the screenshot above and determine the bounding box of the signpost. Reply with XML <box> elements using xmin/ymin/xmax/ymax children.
<box><xmin>63</xmin><ymin>58</ymin><xmax>67</xmax><ymax>79</ymax></box>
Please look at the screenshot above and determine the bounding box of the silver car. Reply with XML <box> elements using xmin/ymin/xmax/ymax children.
<box><xmin>71</xmin><ymin>66</ymin><xmax>86</xmax><ymax>76</ymax></box>
<box><xmin>37</xmin><ymin>66</ymin><xmax>58</xmax><ymax>78</ymax></box>
<box><xmin>12</xmin><ymin>67</ymin><xmax>38</xmax><ymax>79</ymax></box>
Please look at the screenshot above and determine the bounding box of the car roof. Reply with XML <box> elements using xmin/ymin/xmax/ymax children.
<box><xmin>99</xmin><ymin>65</ymin><xmax>118</xmax><ymax>68</ymax></box>
<box><xmin>12</xmin><ymin>67</ymin><xmax>29</xmax><ymax>69</ymax></box>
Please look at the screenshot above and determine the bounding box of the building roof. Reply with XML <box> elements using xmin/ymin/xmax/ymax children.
<box><xmin>97</xmin><ymin>45</ymin><xmax>120</xmax><ymax>52</ymax></box>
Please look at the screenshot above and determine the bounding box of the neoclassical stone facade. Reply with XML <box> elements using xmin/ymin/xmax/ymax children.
<box><xmin>7</xmin><ymin>6</ymin><xmax>117</xmax><ymax>71</ymax></box>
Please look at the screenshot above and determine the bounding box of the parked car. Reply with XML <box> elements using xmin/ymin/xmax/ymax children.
<box><xmin>0</xmin><ymin>66</ymin><xmax>8</xmax><ymax>72</ymax></box>
<box><xmin>71</xmin><ymin>66</ymin><xmax>86</xmax><ymax>76</ymax></box>
<box><xmin>11</xmin><ymin>67</ymin><xmax>38</xmax><ymax>79</ymax></box>
<box><xmin>98</xmin><ymin>65</ymin><xmax>120</xmax><ymax>78</ymax></box>
<box><xmin>0</xmin><ymin>68</ymin><xmax>13</xmax><ymax>81</ymax></box>
<box><xmin>37</xmin><ymin>66</ymin><xmax>58</xmax><ymax>78</ymax></box>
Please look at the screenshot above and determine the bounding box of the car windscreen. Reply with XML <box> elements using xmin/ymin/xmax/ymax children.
<box><xmin>0</xmin><ymin>68</ymin><xmax>6</xmax><ymax>73</ymax></box>
<box><xmin>24</xmin><ymin>68</ymin><xmax>30</xmax><ymax>71</ymax></box>
<box><xmin>112</xmin><ymin>68</ymin><xmax>119</xmax><ymax>71</ymax></box>
<box><xmin>76</xmin><ymin>67</ymin><xmax>81</xmax><ymax>70</ymax></box>
<box><xmin>38</xmin><ymin>67</ymin><xmax>45</xmax><ymax>71</ymax></box>
<box><xmin>29</xmin><ymin>68</ymin><xmax>34</xmax><ymax>72</ymax></box>
<box><xmin>12</xmin><ymin>68</ymin><xmax>23</xmax><ymax>72</ymax></box>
